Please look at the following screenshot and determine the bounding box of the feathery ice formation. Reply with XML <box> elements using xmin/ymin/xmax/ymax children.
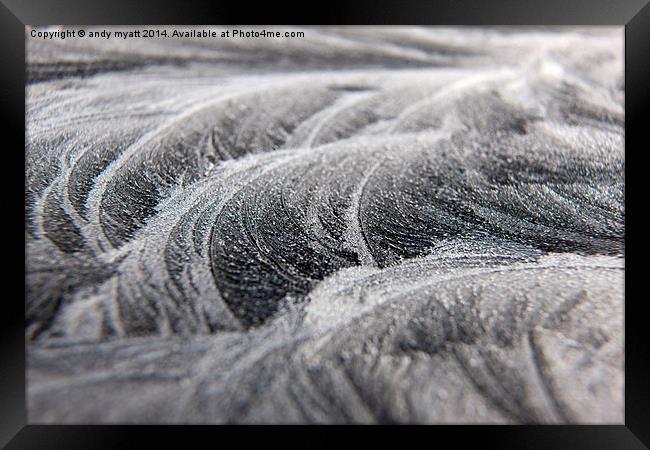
<box><xmin>26</xmin><ymin>26</ymin><xmax>624</xmax><ymax>423</ymax></box>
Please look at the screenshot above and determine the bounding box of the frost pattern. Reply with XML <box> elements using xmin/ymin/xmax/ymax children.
<box><xmin>26</xmin><ymin>26</ymin><xmax>624</xmax><ymax>423</ymax></box>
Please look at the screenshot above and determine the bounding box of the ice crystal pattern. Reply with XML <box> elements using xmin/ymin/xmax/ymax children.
<box><xmin>26</xmin><ymin>27</ymin><xmax>624</xmax><ymax>423</ymax></box>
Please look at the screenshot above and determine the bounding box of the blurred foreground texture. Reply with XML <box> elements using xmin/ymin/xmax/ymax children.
<box><xmin>26</xmin><ymin>26</ymin><xmax>624</xmax><ymax>423</ymax></box>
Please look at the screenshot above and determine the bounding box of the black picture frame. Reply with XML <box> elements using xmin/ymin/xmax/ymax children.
<box><xmin>2</xmin><ymin>0</ymin><xmax>648</xmax><ymax>447</ymax></box>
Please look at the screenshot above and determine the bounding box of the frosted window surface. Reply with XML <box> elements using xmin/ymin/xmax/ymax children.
<box><xmin>26</xmin><ymin>26</ymin><xmax>623</xmax><ymax>424</ymax></box>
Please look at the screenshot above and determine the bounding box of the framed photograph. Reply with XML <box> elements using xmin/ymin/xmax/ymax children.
<box><xmin>2</xmin><ymin>0</ymin><xmax>647</xmax><ymax>447</ymax></box>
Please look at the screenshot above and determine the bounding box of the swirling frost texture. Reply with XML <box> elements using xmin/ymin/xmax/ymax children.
<box><xmin>26</xmin><ymin>26</ymin><xmax>624</xmax><ymax>423</ymax></box>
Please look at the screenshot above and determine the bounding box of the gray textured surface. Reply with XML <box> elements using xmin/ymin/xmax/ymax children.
<box><xmin>26</xmin><ymin>26</ymin><xmax>624</xmax><ymax>423</ymax></box>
